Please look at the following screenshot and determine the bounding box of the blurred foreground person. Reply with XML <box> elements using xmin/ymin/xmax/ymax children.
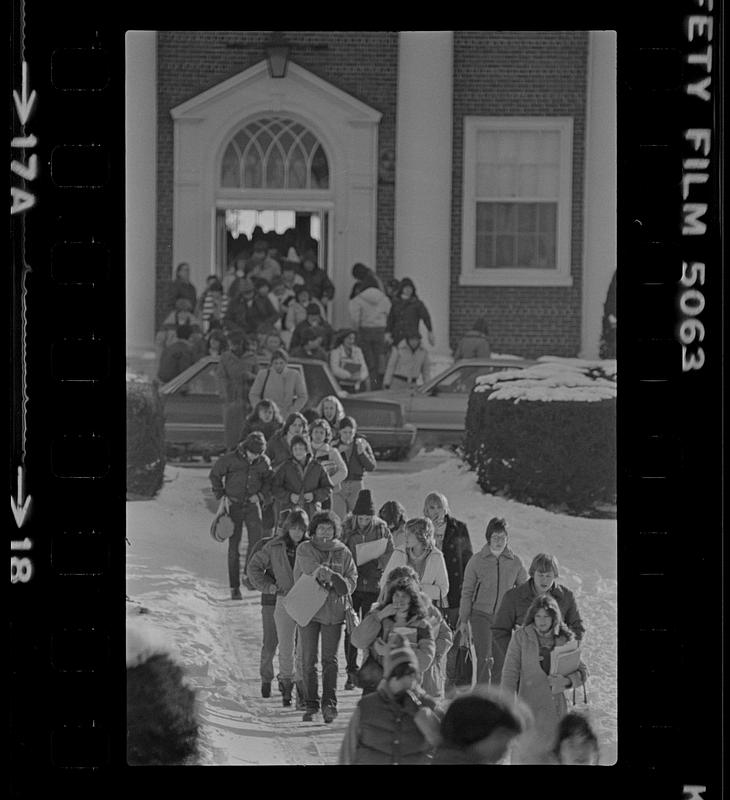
<box><xmin>551</xmin><ymin>712</ymin><xmax>600</xmax><ymax>765</ymax></box>
<box><xmin>127</xmin><ymin>622</ymin><xmax>199</xmax><ymax>765</ymax></box>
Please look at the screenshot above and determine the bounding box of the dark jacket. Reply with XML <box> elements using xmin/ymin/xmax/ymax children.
<box><xmin>216</xmin><ymin>350</ymin><xmax>258</xmax><ymax>404</ymax></box>
<box><xmin>265</xmin><ymin>430</ymin><xmax>292</xmax><ymax>470</ymax></box>
<box><xmin>387</xmin><ymin>291</ymin><xmax>433</xmax><ymax>345</ymax></box>
<box><xmin>239</xmin><ymin>418</ymin><xmax>282</xmax><ymax>445</ymax></box>
<box><xmin>208</xmin><ymin>450</ymin><xmax>274</xmax><ymax>504</ymax></box>
<box><xmin>246</xmin><ymin>294</ymin><xmax>280</xmax><ymax>332</ymax></box>
<box><xmin>272</xmin><ymin>454</ymin><xmax>334</xmax><ymax>518</ymax></box>
<box><xmin>290</xmin><ymin>319</ymin><xmax>334</xmax><ymax>350</ymax></box>
<box><xmin>335</xmin><ymin>436</ymin><xmax>377</xmax><ymax>482</ymax></box>
<box><xmin>157</xmin><ymin>340</ymin><xmax>194</xmax><ymax>383</ymax></box>
<box><xmin>246</xmin><ymin>535</ymin><xmax>277</xmax><ymax>606</ymax></box>
<box><xmin>247</xmin><ymin>533</ymin><xmax>299</xmax><ymax>600</ymax></box>
<box><xmin>339</xmin><ymin>681</ymin><xmax>438</xmax><ymax>765</ymax></box>
<box><xmin>439</xmin><ymin>516</ymin><xmax>473</xmax><ymax>610</ymax></box>
<box><xmin>289</xmin><ymin>345</ymin><xmax>329</xmax><ymax>363</ymax></box>
<box><xmin>491</xmin><ymin>580</ymin><xmax>585</xmax><ymax>682</ymax></box>
<box><xmin>223</xmin><ymin>292</ymin><xmax>252</xmax><ymax>332</ymax></box>
<box><xmin>166</xmin><ymin>278</ymin><xmax>197</xmax><ymax>311</ymax></box>
<box><xmin>341</xmin><ymin>516</ymin><xmax>394</xmax><ymax>595</ymax></box>
<box><xmin>299</xmin><ymin>265</ymin><xmax>335</xmax><ymax>302</ymax></box>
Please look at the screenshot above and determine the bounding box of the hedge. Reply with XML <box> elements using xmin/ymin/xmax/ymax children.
<box><xmin>127</xmin><ymin>374</ymin><xmax>166</xmax><ymax>498</ymax></box>
<box><xmin>464</xmin><ymin>361</ymin><xmax>616</xmax><ymax>511</ymax></box>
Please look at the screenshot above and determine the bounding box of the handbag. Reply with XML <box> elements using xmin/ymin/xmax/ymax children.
<box><xmin>356</xmin><ymin>654</ymin><xmax>384</xmax><ymax>690</ymax></box>
<box><xmin>453</xmin><ymin>629</ymin><xmax>477</xmax><ymax>688</ymax></box>
<box><xmin>210</xmin><ymin>511</ymin><xmax>235</xmax><ymax>543</ymax></box>
<box><xmin>344</xmin><ymin>594</ymin><xmax>360</xmax><ymax>636</ymax></box>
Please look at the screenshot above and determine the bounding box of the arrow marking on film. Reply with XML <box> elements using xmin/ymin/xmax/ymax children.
<box><xmin>13</xmin><ymin>62</ymin><xmax>37</xmax><ymax>126</ymax></box>
<box><xmin>11</xmin><ymin>466</ymin><xmax>32</xmax><ymax>528</ymax></box>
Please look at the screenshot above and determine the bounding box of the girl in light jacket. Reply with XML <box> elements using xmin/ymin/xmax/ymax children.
<box><xmin>308</xmin><ymin>418</ymin><xmax>347</xmax><ymax>509</ymax></box>
<box><xmin>457</xmin><ymin>517</ymin><xmax>528</xmax><ymax>685</ymax></box>
<box><xmin>379</xmin><ymin>517</ymin><xmax>449</xmax><ymax>610</ymax></box>
<box><xmin>501</xmin><ymin>593</ymin><xmax>588</xmax><ymax>764</ymax></box>
<box><xmin>294</xmin><ymin>510</ymin><xmax>358</xmax><ymax>723</ymax></box>
<box><xmin>315</xmin><ymin>394</ymin><xmax>346</xmax><ymax>432</ymax></box>
<box><xmin>330</xmin><ymin>329</ymin><xmax>370</xmax><ymax>391</ymax></box>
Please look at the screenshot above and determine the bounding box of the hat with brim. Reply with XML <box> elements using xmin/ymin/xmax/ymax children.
<box><xmin>210</xmin><ymin>513</ymin><xmax>236</xmax><ymax>543</ymax></box>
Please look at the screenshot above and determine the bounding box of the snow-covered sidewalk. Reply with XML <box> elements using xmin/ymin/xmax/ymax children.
<box><xmin>126</xmin><ymin>453</ymin><xmax>616</xmax><ymax>765</ymax></box>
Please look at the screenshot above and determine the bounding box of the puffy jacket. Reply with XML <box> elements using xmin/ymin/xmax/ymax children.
<box><xmin>311</xmin><ymin>443</ymin><xmax>348</xmax><ymax>490</ymax></box>
<box><xmin>453</xmin><ymin>330</ymin><xmax>491</xmax><ymax>360</ymax></box>
<box><xmin>386</xmin><ymin>293</ymin><xmax>432</xmax><ymax>344</ymax></box>
<box><xmin>247</xmin><ymin>534</ymin><xmax>299</xmax><ymax>598</ymax></box>
<box><xmin>246</xmin><ymin>535</ymin><xmax>278</xmax><ymax>606</ymax></box>
<box><xmin>208</xmin><ymin>450</ymin><xmax>273</xmax><ymax>504</ymax></box>
<box><xmin>272</xmin><ymin>454</ymin><xmax>334</xmax><ymax>518</ymax></box>
<box><xmin>379</xmin><ymin>548</ymin><xmax>450</xmax><ymax>608</ymax></box>
<box><xmin>293</xmin><ymin>539</ymin><xmax>357</xmax><ymax>625</ymax></box>
<box><xmin>265</xmin><ymin>430</ymin><xmax>291</xmax><ymax>470</ymax></box>
<box><xmin>349</xmin><ymin>287</ymin><xmax>391</xmax><ymax>329</ymax></box>
<box><xmin>350</xmin><ymin>611</ymin><xmax>435</xmax><ymax>676</ymax></box>
<box><xmin>335</xmin><ymin>436</ymin><xmax>377</xmax><ymax>482</ymax></box>
<box><xmin>341</xmin><ymin>516</ymin><xmax>394</xmax><ymax>594</ymax></box>
<box><xmin>383</xmin><ymin>341</ymin><xmax>431</xmax><ymax>385</ymax></box>
<box><xmin>458</xmin><ymin>545</ymin><xmax>528</xmax><ymax>623</ymax></box>
<box><xmin>439</xmin><ymin>516</ymin><xmax>473</xmax><ymax>609</ymax></box>
<box><xmin>339</xmin><ymin>681</ymin><xmax>438</xmax><ymax>765</ymax></box>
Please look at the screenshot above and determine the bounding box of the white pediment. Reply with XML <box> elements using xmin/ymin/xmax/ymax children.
<box><xmin>171</xmin><ymin>59</ymin><xmax>382</xmax><ymax>124</ymax></box>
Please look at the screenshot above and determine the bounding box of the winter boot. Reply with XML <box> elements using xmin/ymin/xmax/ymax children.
<box><xmin>277</xmin><ymin>677</ymin><xmax>285</xmax><ymax>695</ymax></box>
<box><xmin>261</xmin><ymin>681</ymin><xmax>272</xmax><ymax>698</ymax></box>
<box><xmin>281</xmin><ymin>680</ymin><xmax>293</xmax><ymax>707</ymax></box>
<box><xmin>295</xmin><ymin>681</ymin><xmax>307</xmax><ymax>711</ymax></box>
<box><xmin>322</xmin><ymin>705</ymin><xmax>338</xmax><ymax>724</ymax></box>
<box><xmin>344</xmin><ymin>671</ymin><xmax>358</xmax><ymax>691</ymax></box>
<box><xmin>230</xmin><ymin>587</ymin><xmax>242</xmax><ymax>600</ymax></box>
<box><xmin>302</xmin><ymin>708</ymin><xmax>317</xmax><ymax>722</ymax></box>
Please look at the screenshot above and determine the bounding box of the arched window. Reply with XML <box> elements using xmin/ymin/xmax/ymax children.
<box><xmin>220</xmin><ymin>116</ymin><xmax>330</xmax><ymax>190</ymax></box>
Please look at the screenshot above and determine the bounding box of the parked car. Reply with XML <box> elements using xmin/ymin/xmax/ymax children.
<box><xmin>356</xmin><ymin>358</ymin><xmax>535</xmax><ymax>447</ymax></box>
<box><xmin>159</xmin><ymin>355</ymin><xmax>418</xmax><ymax>460</ymax></box>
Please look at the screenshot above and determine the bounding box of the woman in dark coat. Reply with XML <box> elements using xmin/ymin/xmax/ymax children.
<box><xmin>166</xmin><ymin>262</ymin><xmax>198</xmax><ymax>312</ymax></box>
<box><xmin>240</xmin><ymin>399</ymin><xmax>284</xmax><ymax>444</ymax></box>
<box><xmin>386</xmin><ymin>277</ymin><xmax>434</xmax><ymax>347</ymax></box>
<box><xmin>272</xmin><ymin>435</ymin><xmax>334</xmax><ymax>519</ymax></box>
<box><xmin>265</xmin><ymin>411</ymin><xmax>308</xmax><ymax>470</ymax></box>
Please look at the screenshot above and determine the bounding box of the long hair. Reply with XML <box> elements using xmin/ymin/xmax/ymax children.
<box><xmin>279</xmin><ymin>507</ymin><xmax>310</xmax><ymax>545</ymax></box>
<box><xmin>528</xmin><ymin>553</ymin><xmax>560</xmax><ymax>579</ymax></box>
<box><xmin>308</xmin><ymin>509</ymin><xmax>343</xmax><ymax>540</ymax></box>
<box><xmin>404</xmin><ymin>517</ymin><xmax>435</xmax><ymax>552</ymax></box>
<box><xmin>246</xmin><ymin>398</ymin><xmax>283</xmax><ymax>427</ymax></box>
<box><xmin>379</xmin><ymin>578</ymin><xmax>428</xmax><ymax>621</ymax></box>
<box><xmin>315</xmin><ymin>395</ymin><xmax>345</xmax><ymax>428</ymax></box>
<box><xmin>308</xmin><ymin>417</ymin><xmax>333</xmax><ymax>444</ymax></box>
<box><xmin>423</xmin><ymin>491</ymin><xmax>450</xmax><ymax>517</ymax></box>
<box><xmin>282</xmin><ymin>411</ymin><xmax>308</xmax><ymax>438</ymax></box>
<box><xmin>523</xmin><ymin>594</ymin><xmax>572</xmax><ymax>639</ymax></box>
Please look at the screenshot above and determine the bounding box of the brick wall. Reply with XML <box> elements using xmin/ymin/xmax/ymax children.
<box><xmin>155</xmin><ymin>30</ymin><xmax>398</xmax><ymax>327</ymax></box>
<box><xmin>450</xmin><ymin>31</ymin><xmax>589</xmax><ymax>358</ymax></box>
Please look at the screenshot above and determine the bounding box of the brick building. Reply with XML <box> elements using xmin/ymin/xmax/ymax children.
<box><xmin>126</xmin><ymin>30</ymin><xmax>615</xmax><ymax>363</ymax></box>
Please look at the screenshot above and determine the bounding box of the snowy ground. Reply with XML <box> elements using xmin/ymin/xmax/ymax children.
<box><xmin>126</xmin><ymin>450</ymin><xmax>617</xmax><ymax>765</ymax></box>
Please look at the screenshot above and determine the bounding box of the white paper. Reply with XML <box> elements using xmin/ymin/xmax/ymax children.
<box><xmin>282</xmin><ymin>573</ymin><xmax>329</xmax><ymax>627</ymax></box>
<box><xmin>355</xmin><ymin>537</ymin><xmax>388</xmax><ymax>566</ymax></box>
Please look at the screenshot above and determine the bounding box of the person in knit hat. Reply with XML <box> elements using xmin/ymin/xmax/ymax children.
<box><xmin>341</xmin><ymin>489</ymin><xmax>394</xmax><ymax>690</ymax></box>
<box><xmin>208</xmin><ymin>429</ymin><xmax>274</xmax><ymax>598</ymax></box>
<box><xmin>338</xmin><ymin>632</ymin><xmax>442</xmax><ymax>765</ymax></box>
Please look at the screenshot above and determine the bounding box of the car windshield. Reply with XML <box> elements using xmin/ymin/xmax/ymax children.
<box><xmin>300</xmin><ymin>361</ymin><xmax>339</xmax><ymax>406</ymax></box>
<box><xmin>183</xmin><ymin>361</ymin><xmax>219</xmax><ymax>395</ymax></box>
<box><xmin>428</xmin><ymin>364</ymin><xmax>521</xmax><ymax>395</ymax></box>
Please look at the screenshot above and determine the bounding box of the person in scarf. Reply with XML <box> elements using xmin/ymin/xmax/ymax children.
<box><xmin>332</xmin><ymin>417</ymin><xmax>377</xmax><ymax>520</ymax></box>
<box><xmin>308</xmin><ymin>418</ymin><xmax>347</xmax><ymax>510</ymax></box>
<box><xmin>340</xmin><ymin>489</ymin><xmax>394</xmax><ymax>690</ymax></box>
<box><xmin>378</xmin><ymin>500</ymin><xmax>408</xmax><ymax>550</ymax></box>
<box><xmin>295</xmin><ymin>510</ymin><xmax>358</xmax><ymax>723</ymax></box>
<box><xmin>271</xmin><ymin>434</ymin><xmax>334</xmax><ymax>520</ymax></box>
<box><xmin>457</xmin><ymin>517</ymin><xmax>528</xmax><ymax>685</ymax></box>
<box><xmin>247</xmin><ymin>507</ymin><xmax>310</xmax><ymax>708</ymax></box>
<box><xmin>265</xmin><ymin>411</ymin><xmax>308</xmax><ymax>469</ymax></box>
<box><xmin>380</xmin><ymin>517</ymin><xmax>449</xmax><ymax>612</ymax></box>
<box><xmin>423</xmin><ymin>492</ymin><xmax>473</xmax><ymax>696</ymax></box>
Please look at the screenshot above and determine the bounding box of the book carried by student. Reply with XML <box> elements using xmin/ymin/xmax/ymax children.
<box><xmin>355</xmin><ymin>537</ymin><xmax>388</xmax><ymax>566</ymax></box>
<box><xmin>550</xmin><ymin>639</ymin><xmax>582</xmax><ymax>676</ymax></box>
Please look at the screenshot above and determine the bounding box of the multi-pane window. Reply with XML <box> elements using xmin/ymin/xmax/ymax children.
<box><xmin>220</xmin><ymin>116</ymin><xmax>330</xmax><ymax>190</ymax></box>
<box><xmin>461</xmin><ymin>118</ymin><xmax>573</xmax><ymax>286</ymax></box>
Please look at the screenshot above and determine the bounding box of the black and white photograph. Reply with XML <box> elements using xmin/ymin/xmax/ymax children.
<box><xmin>124</xmin><ymin>30</ymin><xmax>618</xmax><ymax>766</ymax></box>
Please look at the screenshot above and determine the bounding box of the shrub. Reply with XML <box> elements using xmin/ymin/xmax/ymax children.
<box><xmin>464</xmin><ymin>359</ymin><xmax>616</xmax><ymax>511</ymax></box>
<box><xmin>127</xmin><ymin>373</ymin><xmax>166</xmax><ymax>498</ymax></box>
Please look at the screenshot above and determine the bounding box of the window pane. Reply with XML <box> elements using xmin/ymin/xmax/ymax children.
<box><xmin>476</xmin><ymin>130</ymin><xmax>498</xmax><ymax>163</ymax></box>
<box><xmin>310</xmin><ymin>145</ymin><xmax>329</xmax><ymax>189</ymax></box>
<box><xmin>476</xmin><ymin>234</ymin><xmax>494</xmax><ymax>269</ymax></box>
<box><xmin>537</xmin><ymin>232</ymin><xmax>556</xmax><ymax>267</ymax></box>
<box><xmin>265</xmin><ymin>146</ymin><xmax>286</xmax><ymax>188</ymax></box>
<box><xmin>496</xmin><ymin>132</ymin><xmax>517</xmax><ymax>162</ymax></box>
<box><xmin>519</xmin><ymin>131</ymin><xmax>539</xmax><ymax>163</ymax></box>
<box><xmin>517</xmin><ymin>203</ymin><xmax>537</xmax><ymax>232</ymax></box>
<box><xmin>234</xmin><ymin>128</ymin><xmax>252</xmax><ymax>152</ymax></box>
<box><xmin>221</xmin><ymin>144</ymin><xmax>239</xmax><ymax>187</ymax></box>
<box><xmin>538</xmin><ymin>203</ymin><xmax>557</xmax><ymax>233</ymax></box>
<box><xmin>257</xmin><ymin>127</ymin><xmax>273</xmax><ymax>153</ymax></box>
<box><xmin>539</xmin><ymin>131</ymin><xmax>561</xmax><ymax>164</ymax></box>
<box><xmin>496</xmin><ymin>203</ymin><xmax>517</xmax><ymax>232</ymax></box>
<box><xmin>516</xmin><ymin>234</ymin><xmax>537</xmax><ymax>267</ymax></box>
<box><xmin>301</xmin><ymin>130</ymin><xmax>317</xmax><ymax>155</ymax></box>
<box><xmin>518</xmin><ymin>164</ymin><xmax>538</xmax><ymax>196</ymax></box>
<box><xmin>243</xmin><ymin>151</ymin><xmax>262</xmax><ymax>188</ymax></box>
<box><xmin>476</xmin><ymin>164</ymin><xmax>497</xmax><ymax>196</ymax></box>
<box><xmin>288</xmin><ymin>144</ymin><xmax>307</xmax><ymax>189</ymax></box>
<box><xmin>497</xmin><ymin>164</ymin><xmax>516</xmax><ymax>195</ymax></box>
<box><xmin>186</xmin><ymin>363</ymin><xmax>220</xmax><ymax>395</ymax></box>
<box><xmin>496</xmin><ymin>235</ymin><xmax>515</xmax><ymax>266</ymax></box>
<box><xmin>476</xmin><ymin>202</ymin><xmax>495</xmax><ymax>232</ymax></box>
<box><xmin>278</xmin><ymin>128</ymin><xmax>295</xmax><ymax>154</ymax></box>
<box><xmin>536</xmin><ymin>165</ymin><xmax>559</xmax><ymax>197</ymax></box>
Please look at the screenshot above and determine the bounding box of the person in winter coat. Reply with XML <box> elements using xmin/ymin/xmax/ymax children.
<box><xmin>239</xmin><ymin>398</ymin><xmax>284</xmax><ymax>444</ymax></box>
<box><xmin>349</xmin><ymin>262</ymin><xmax>385</xmax><ymax>300</ymax></box>
<box><xmin>332</xmin><ymin>416</ymin><xmax>377</xmax><ymax>520</ymax></box>
<box><xmin>380</xmin><ymin>517</ymin><xmax>449</xmax><ymax>610</ymax></box>
<box><xmin>458</xmin><ymin>517</ymin><xmax>528</xmax><ymax>686</ymax></box>
<box><xmin>329</xmin><ymin>329</ymin><xmax>370</xmax><ymax>391</ymax></box>
<box><xmin>247</xmin><ymin>507</ymin><xmax>310</xmax><ymax>708</ymax></box>
<box><xmin>295</xmin><ymin>510</ymin><xmax>358</xmax><ymax>723</ymax></box>
<box><xmin>196</xmin><ymin>275</ymin><xmax>229</xmax><ymax>333</ymax></box>
<box><xmin>348</xmin><ymin>270</ymin><xmax>391</xmax><ymax>389</ymax></box>
<box><xmin>208</xmin><ymin>431</ymin><xmax>274</xmax><ymax>598</ymax></box>
<box><xmin>223</xmin><ymin>278</ymin><xmax>256</xmax><ymax>333</ymax></box>
<box><xmin>289</xmin><ymin>327</ymin><xmax>330</xmax><ymax>364</ymax></box>
<box><xmin>340</xmin><ymin>489</ymin><xmax>395</xmax><ymax>689</ymax></box>
<box><xmin>453</xmin><ymin>315</ymin><xmax>492</xmax><ymax>360</ymax></box>
<box><xmin>244</xmin><ymin>531</ymin><xmax>280</xmax><ymax>700</ymax></box>
<box><xmin>216</xmin><ymin>331</ymin><xmax>259</xmax><ymax>451</ymax></box>
<box><xmin>423</xmin><ymin>492</ymin><xmax>473</xmax><ymax>695</ymax></box>
<box><xmin>551</xmin><ymin>711</ymin><xmax>600</xmax><ymax>765</ymax></box>
<box><xmin>500</xmin><ymin>593</ymin><xmax>589</xmax><ymax>764</ymax></box>
<box><xmin>378</xmin><ymin>500</ymin><xmax>408</xmax><ymax>550</ymax></box>
<box><xmin>350</xmin><ymin>578</ymin><xmax>435</xmax><ymax>696</ymax></box>
<box><xmin>272</xmin><ymin>434</ymin><xmax>334</xmax><ymax>520</ymax></box>
<box><xmin>126</xmin><ymin>622</ymin><xmax>200</xmax><ymax>765</ymax></box>
<box><xmin>380</xmin><ymin>565</ymin><xmax>453</xmax><ymax>701</ymax></box>
<box><xmin>248</xmin><ymin>349</ymin><xmax>308</xmax><ymax>419</ymax></box>
<box><xmin>246</xmin><ymin>278</ymin><xmax>280</xmax><ymax>333</ymax></box>
<box><xmin>383</xmin><ymin>333</ymin><xmax>432</xmax><ymax>389</ymax></box>
<box><xmin>284</xmin><ymin>285</ymin><xmax>324</xmax><ymax>334</ymax></box>
<box><xmin>430</xmin><ymin>686</ymin><xmax>531</xmax><ymax>765</ymax></box>
<box><xmin>166</xmin><ymin>262</ymin><xmax>198</xmax><ymax>312</ymax></box>
<box><xmin>492</xmin><ymin>553</ymin><xmax>585</xmax><ymax>686</ymax></box>
<box><xmin>265</xmin><ymin>411</ymin><xmax>308</xmax><ymax>470</ymax></box>
<box><xmin>308</xmin><ymin>418</ymin><xmax>348</xmax><ymax>509</ymax></box>
<box><xmin>155</xmin><ymin>297</ymin><xmax>203</xmax><ymax>369</ymax></box>
<box><xmin>338</xmin><ymin>634</ymin><xmax>442</xmax><ymax>765</ymax></box>
<box><xmin>315</xmin><ymin>394</ymin><xmax>346</xmax><ymax>433</ymax></box>
<box><xmin>298</xmin><ymin>252</ymin><xmax>335</xmax><ymax>304</ymax></box>
<box><xmin>385</xmin><ymin>277</ymin><xmax>434</xmax><ymax>347</ymax></box>
<box><xmin>157</xmin><ymin>324</ymin><xmax>195</xmax><ymax>383</ymax></box>
<box><xmin>290</xmin><ymin>303</ymin><xmax>334</xmax><ymax>351</ymax></box>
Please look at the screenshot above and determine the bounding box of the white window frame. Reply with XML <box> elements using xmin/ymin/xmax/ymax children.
<box><xmin>460</xmin><ymin>116</ymin><xmax>574</xmax><ymax>287</ymax></box>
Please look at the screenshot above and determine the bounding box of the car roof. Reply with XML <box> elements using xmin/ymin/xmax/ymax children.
<box><xmin>418</xmin><ymin>357</ymin><xmax>537</xmax><ymax>393</ymax></box>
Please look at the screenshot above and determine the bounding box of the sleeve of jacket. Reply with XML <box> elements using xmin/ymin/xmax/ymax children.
<box><xmin>433</xmin><ymin>613</ymin><xmax>454</xmax><ymax>659</ymax></box>
<box><xmin>208</xmin><ymin>458</ymin><xmax>227</xmax><ymax>499</ymax></box>
<box><xmin>458</xmin><ymin>524</ymin><xmax>473</xmax><ymax>574</ymax></box>
<box><xmin>272</xmin><ymin>463</ymin><xmax>293</xmax><ymax>505</ymax></box>
<box><xmin>356</xmin><ymin>439</ymin><xmax>377</xmax><ymax>473</ymax></box>
<box><xmin>258</xmin><ymin>458</ymin><xmax>274</xmax><ymax>504</ymax></box>
<box><xmin>514</xmin><ymin>557</ymin><xmax>529</xmax><ymax>587</ymax></box>
<box><xmin>379</xmin><ymin>548</ymin><xmax>407</xmax><ymax>593</ymax></box>
<box><xmin>348</xmin><ymin>297</ymin><xmax>361</xmax><ymax>329</ymax></box>
<box><xmin>330</xmin><ymin>347</ymin><xmax>350</xmax><ymax>381</ymax></box>
<box><xmin>567</xmin><ymin>658</ymin><xmax>589</xmax><ymax>689</ymax></box>
<box><xmin>376</xmin><ymin>528</ymin><xmax>395</xmax><ymax>572</ymax></box>
<box><xmin>383</xmin><ymin>347</ymin><xmax>397</xmax><ymax>386</ymax></box>
<box><xmin>457</xmin><ymin>556</ymin><xmax>478</xmax><ymax>625</ymax></box>
<box><xmin>291</xmin><ymin>370</ymin><xmax>308</xmax><ymax>413</ymax></box>
<box><xmin>350</xmin><ymin>609</ymin><xmax>382</xmax><ymax>650</ymax></box>
<box><xmin>562</xmin><ymin>590</ymin><xmax>586</xmax><ymax>641</ymax></box>
<box><xmin>434</xmin><ymin>552</ymin><xmax>450</xmax><ymax>606</ymax></box>
<box><xmin>327</xmin><ymin>446</ymin><xmax>348</xmax><ymax>487</ymax></box>
<box><xmin>492</xmin><ymin>590</ymin><xmax>518</xmax><ymax>663</ymax></box>
<box><xmin>338</xmin><ymin>707</ymin><xmax>361</xmax><ymax>765</ymax></box>
<box><xmin>342</xmin><ymin>548</ymin><xmax>358</xmax><ymax>595</ymax></box>
<box><xmin>419</xmin><ymin>300</ymin><xmax>433</xmax><ymax>333</ymax></box>
<box><xmin>248</xmin><ymin>369</ymin><xmax>265</xmax><ymax>408</ymax></box>
<box><xmin>312</xmin><ymin>464</ymin><xmax>334</xmax><ymax>504</ymax></box>
<box><xmin>247</xmin><ymin>545</ymin><xmax>276</xmax><ymax>593</ymax></box>
<box><xmin>415</xmin><ymin>622</ymin><xmax>436</xmax><ymax>673</ymax></box>
<box><xmin>500</xmin><ymin>632</ymin><xmax>522</xmax><ymax>695</ymax></box>
<box><xmin>293</xmin><ymin>542</ymin><xmax>321</xmax><ymax>581</ymax></box>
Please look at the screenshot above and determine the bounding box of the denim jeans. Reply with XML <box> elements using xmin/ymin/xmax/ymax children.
<box><xmin>357</xmin><ymin>326</ymin><xmax>387</xmax><ymax>388</ymax></box>
<box><xmin>469</xmin><ymin>611</ymin><xmax>496</xmax><ymax>684</ymax></box>
<box><xmin>442</xmin><ymin>607</ymin><xmax>460</xmax><ymax>692</ymax></box>
<box><xmin>274</xmin><ymin>596</ymin><xmax>303</xmax><ymax>683</ymax></box>
<box><xmin>228</xmin><ymin>501</ymin><xmax>263</xmax><ymax>586</ymax></box>
<box><xmin>260</xmin><ymin>604</ymin><xmax>278</xmax><ymax>683</ymax></box>
<box><xmin>299</xmin><ymin>619</ymin><xmax>344</xmax><ymax>711</ymax></box>
<box><xmin>333</xmin><ymin>480</ymin><xmax>363</xmax><ymax>521</ymax></box>
<box><xmin>344</xmin><ymin>591</ymin><xmax>378</xmax><ymax>674</ymax></box>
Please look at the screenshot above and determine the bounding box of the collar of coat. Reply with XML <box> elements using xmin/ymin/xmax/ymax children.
<box><xmin>290</xmin><ymin>453</ymin><xmax>315</xmax><ymax>471</ymax></box>
<box><xmin>234</xmin><ymin>449</ymin><xmax>265</xmax><ymax>465</ymax></box>
<box><xmin>527</xmin><ymin>579</ymin><xmax>566</xmax><ymax>599</ymax></box>
<box><xmin>477</xmin><ymin>543</ymin><xmax>516</xmax><ymax>561</ymax></box>
<box><xmin>521</xmin><ymin>623</ymin><xmax>571</xmax><ymax>647</ymax></box>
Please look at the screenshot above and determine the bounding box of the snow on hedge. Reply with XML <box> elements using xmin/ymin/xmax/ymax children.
<box><xmin>474</xmin><ymin>357</ymin><xmax>617</xmax><ymax>403</ymax></box>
